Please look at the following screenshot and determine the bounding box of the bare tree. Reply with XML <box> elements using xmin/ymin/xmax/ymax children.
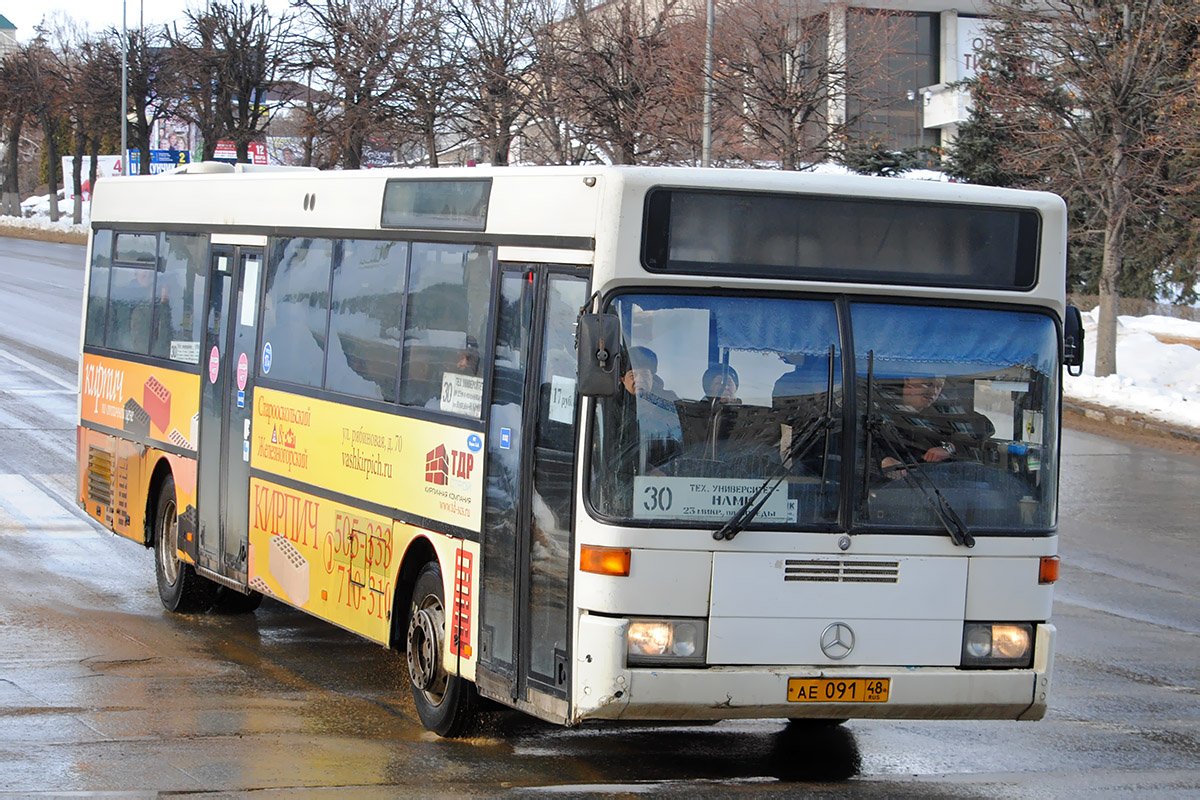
<box><xmin>168</xmin><ymin>2</ymin><xmax>293</xmax><ymax>164</ymax></box>
<box><xmin>120</xmin><ymin>25</ymin><xmax>178</xmax><ymax>175</ymax></box>
<box><xmin>37</xmin><ymin>15</ymin><xmax>117</xmax><ymax>223</ymax></box>
<box><xmin>0</xmin><ymin>50</ymin><xmax>34</xmax><ymax>214</ymax></box>
<box><xmin>554</xmin><ymin>0</ymin><xmax>698</xmax><ymax>165</ymax></box>
<box><xmin>292</xmin><ymin>0</ymin><xmax>411</xmax><ymax>169</ymax></box>
<box><xmin>168</xmin><ymin>5</ymin><xmax>228</xmax><ymax>161</ymax></box>
<box><xmin>714</xmin><ymin>0</ymin><xmax>906</xmax><ymax>169</ymax></box>
<box><xmin>6</xmin><ymin>37</ymin><xmax>70</xmax><ymax>220</ymax></box>
<box><xmin>216</xmin><ymin>2</ymin><xmax>294</xmax><ymax>163</ymax></box>
<box><xmin>522</xmin><ymin>9</ymin><xmax>585</xmax><ymax>164</ymax></box>
<box><xmin>448</xmin><ymin>0</ymin><xmax>544</xmax><ymax>165</ymax></box>
<box><xmin>976</xmin><ymin>0</ymin><xmax>1200</xmax><ymax>376</ymax></box>
<box><xmin>393</xmin><ymin>0</ymin><xmax>463</xmax><ymax>167</ymax></box>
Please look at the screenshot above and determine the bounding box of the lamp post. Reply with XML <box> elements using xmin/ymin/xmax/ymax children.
<box><xmin>120</xmin><ymin>0</ymin><xmax>127</xmax><ymax>175</ymax></box>
<box><xmin>701</xmin><ymin>0</ymin><xmax>714</xmax><ymax>167</ymax></box>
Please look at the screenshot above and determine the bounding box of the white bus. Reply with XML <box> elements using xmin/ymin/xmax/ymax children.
<box><xmin>79</xmin><ymin>164</ymin><xmax>1080</xmax><ymax>736</ymax></box>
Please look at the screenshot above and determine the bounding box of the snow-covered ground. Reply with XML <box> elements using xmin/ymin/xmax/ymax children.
<box><xmin>5</xmin><ymin>190</ymin><xmax>90</xmax><ymax>238</ymax></box>
<box><xmin>6</xmin><ymin>193</ymin><xmax>1199</xmax><ymax>434</ymax></box>
<box><xmin>1067</xmin><ymin>309</ymin><xmax>1200</xmax><ymax>432</ymax></box>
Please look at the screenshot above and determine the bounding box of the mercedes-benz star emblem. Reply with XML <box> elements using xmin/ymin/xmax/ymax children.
<box><xmin>820</xmin><ymin>622</ymin><xmax>855</xmax><ymax>660</ymax></box>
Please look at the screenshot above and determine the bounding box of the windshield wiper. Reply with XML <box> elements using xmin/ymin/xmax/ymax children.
<box><xmin>712</xmin><ymin>411</ymin><xmax>833</xmax><ymax>541</ymax></box>
<box><xmin>714</xmin><ymin>347</ymin><xmax>839</xmax><ymax>543</ymax></box>
<box><xmin>863</xmin><ymin>352</ymin><xmax>975</xmax><ymax>548</ymax></box>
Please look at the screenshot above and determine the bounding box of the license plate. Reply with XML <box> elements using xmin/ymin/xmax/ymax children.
<box><xmin>787</xmin><ymin>678</ymin><xmax>890</xmax><ymax>703</ymax></box>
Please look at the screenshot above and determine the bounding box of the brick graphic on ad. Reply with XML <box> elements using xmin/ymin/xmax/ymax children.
<box><xmin>425</xmin><ymin>445</ymin><xmax>448</xmax><ymax>485</ymax></box>
<box><xmin>268</xmin><ymin>535</ymin><xmax>310</xmax><ymax>606</ymax></box>
<box><xmin>248</xmin><ymin>575</ymin><xmax>275</xmax><ymax>597</ymax></box>
<box><xmin>168</xmin><ymin>429</ymin><xmax>192</xmax><ymax>450</ymax></box>
<box><xmin>143</xmin><ymin>376</ymin><xmax>172</xmax><ymax>432</ymax></box>
<box><xmin>123</xmin><ymin>398</ymin><xmax>151</xmax><ymax>438</ymax></box>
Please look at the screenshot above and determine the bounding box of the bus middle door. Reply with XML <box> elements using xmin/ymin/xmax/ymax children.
<box><xmin>479</xmin><ymin>266</ymin><xmax>589</xmax><ymax>718</ymax></box>
<box><xmin>196</xmin><ymin>242</ymin><xmax>264</xmax><ymax>587</ymax></box>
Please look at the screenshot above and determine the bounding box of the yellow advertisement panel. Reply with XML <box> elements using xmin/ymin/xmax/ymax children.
<box><xmin>248</xmin><ymin>479</ymin><xmax>396</xmax><ymax>643</ymax></box>
<box><xmin>80</xmin><ymin>353</ymin><xmax>201</xmax><ymax>451</ymax></box>
<box><xmin>248</xmin><ymin>478</ymin><xmax>481</xmax><ymax>663</ymax></box>
<box><xmin>251</xmin><ymin>387</ymin><xmax>484</xmax><ymax>532</ymax></box>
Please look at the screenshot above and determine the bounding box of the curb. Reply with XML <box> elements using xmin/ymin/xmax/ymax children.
<box><xmin>0</xmin><ymin>223</ymin><xmax>88</xmax><ymax>246</ymax></box>
<box><xmin>1063</xmin><ymin>398</ymin><xmax>1200</xmax><ymax>446</ymax></box>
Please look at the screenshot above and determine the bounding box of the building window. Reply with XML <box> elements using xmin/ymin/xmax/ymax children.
<box><xmin>846</xmin><ymin>11</ymin><xmax>939</xmax><ymax>152</ymax></box>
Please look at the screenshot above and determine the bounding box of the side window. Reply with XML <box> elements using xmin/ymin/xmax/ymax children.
<box><xmin>261</xmin><ymin>237</ymin><xmax>333</xmax><ymax>388</ymax></box>
<box><xmin>150</xmin><ymin>233</ymin><xmax>208</xmax><ymax>364</ymax></box>
<box><xmin>84</xmin><ymin>229</ymin><xmax>113</xmax><ymax>346</ymax></box>
<box><xmin>106</xmin><ymin>232</ymin><xmax>159</xmax><ymax>354</ymax></box>
<box><xmin>399</xmin><ymin>242</ymin><xmax>493</xmax><ymax>416</ymax></box>
<box><xmin>325</xmin><ymin>239</ymin><xmax>409</xmax><ymax>402</ymax></box>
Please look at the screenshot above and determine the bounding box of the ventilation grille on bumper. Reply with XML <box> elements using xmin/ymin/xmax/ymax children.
<box><xmin>87</xmin><ymin>446</ymin><xmax>114</xmax><ymax>507</ymax></box>
<box><xmin>783</xmin><ymin>559</ymin><xmax>900</xmax><ymax>584</ymax></box>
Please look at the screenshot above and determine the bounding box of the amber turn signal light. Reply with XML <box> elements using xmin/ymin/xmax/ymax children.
<box><xmin>1039</xmin><ymin>556</ymin><xmax>1060</xmax><ymax>584</ymax></box>
<box><xmin>580</xmin><ymin>545</ymin><xmax>631</xmax><ymax>576</ymax></box>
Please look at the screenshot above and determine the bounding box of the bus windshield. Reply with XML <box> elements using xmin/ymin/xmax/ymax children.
<box><xmin>853</xmin><ymin>303</ymin><xmax>1059</xmax><ymax>533</ymax></box>
<box><xmin>588</xmin><ymin>294</ymin><xmax>844</xmax><ymax>525</ymax></box>
<box><xmin>586</xmin><ymin>294</ymin><xmax>1060</xmax><ymax>535</ymax></box>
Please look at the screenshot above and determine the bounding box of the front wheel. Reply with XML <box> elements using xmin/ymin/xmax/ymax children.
<box><xmin>154</xmin><ymin>476</ymin><xmax>216</xmax><ymax>613</ymax></box>
<box><xmin>406</xmin><ymin>562</ymin><xmax>475</xmax><ymax>736</ymax></box>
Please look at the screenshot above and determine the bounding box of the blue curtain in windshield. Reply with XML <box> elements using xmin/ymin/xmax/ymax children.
<box><xmin>619</xmin><ymin>295</ymin><xmax>840</xmax><ymax>357</ymax></box>
<box><xmin>851</xmin><ymin>305</ymin><xmax>1057</xmax><ymax>378</ymax></box>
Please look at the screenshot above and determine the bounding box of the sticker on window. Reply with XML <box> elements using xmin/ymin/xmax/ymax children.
<box><xmin>548</xmin><ymin>375</ymin><xmax>576</xmax><ymax>424</ymax></box>
<box><xmin>632</xmin><ymin>476</ymin><xmax>793</xmax><ymax>523</ymax></box>
<box><xmin>440</xmin><ymin>373</ymin><xmax>484</xmax><ymax>417</ymax></box>
<box><xmin>170</xmin><ymin>341</ymin><xmax>201</xmax><ymax>364</ymax></box>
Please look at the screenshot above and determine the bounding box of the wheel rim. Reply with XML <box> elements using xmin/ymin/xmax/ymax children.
<box><xmin>407</xmin><ymin>592</ymin><xmax>448</xmax><ymax>706</ymax></box>
<box><xmin>157</xmin><ymin>498</ymin><xmax>181</xmax><ymax>587</ymax></box>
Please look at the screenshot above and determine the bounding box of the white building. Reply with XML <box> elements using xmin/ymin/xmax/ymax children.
<box><xmin>0</xmin><ymin>14</ymin><xmax>17</xmax><ymax>57</ymax></box>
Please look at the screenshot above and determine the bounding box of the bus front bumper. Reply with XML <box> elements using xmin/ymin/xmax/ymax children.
<box><xmin>572</xmin><ymin>617</ymin><xmax>1054</xmax><ymax>724</ymax></box>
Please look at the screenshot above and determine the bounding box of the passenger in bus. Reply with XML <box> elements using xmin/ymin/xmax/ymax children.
<box><xmin>617</xmin><ymin>346</ymin><xmax>681</xmax><ymax>474</ymax></box>
<box><xmin>874</xmin><ymin>376</ymin><xmax>994</xmax><ymax>480</ymax></box>
<box><xmin>702</xmin><ymin>364</ymin><xmax>740</xmax><ymax>405</ymax></box>
<box><xmin>455</xmin><ymin>335</ymin><xmax>481</xmax><ymax>375</ymax></box>
<box><xmin>772</xmin><ymin>351</ymin><xmax>831</xmax><ymax>404</ymax></box>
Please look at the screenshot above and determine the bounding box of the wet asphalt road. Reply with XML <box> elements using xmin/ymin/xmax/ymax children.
<box><xmin>0</xmin><ymin>239</ymin><xmax>1197</xmax><ymax>797</ymax></box>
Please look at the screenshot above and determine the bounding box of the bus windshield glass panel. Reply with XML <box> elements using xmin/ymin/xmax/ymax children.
<box><xmin>588</xmin><ymin>294</ymin><xmax>843</xmax><ymax>526</ymax></box>
<box><xmin>382</xmin><ymin>179</ymin><xmax>491</xmax><ymax>230</ymax></box>
<box><xmin>642</xmin><ymin>189</ymin><xmax>1040</xmax><ymax>290</ymax></box>
<box><xmin>852</xmin><ymin>303</ymin><xmax>1059</xmax><ymax>533</ymax></box>
<box><xmin>586</xmin><ymin>295</ymin><xmax>1060</xmax><ymax>536</ymax></box>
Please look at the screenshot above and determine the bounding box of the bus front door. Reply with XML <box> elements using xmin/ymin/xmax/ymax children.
<box><xmin>196</xmin><ymin>244</ymin><xmax>264</xmax><ymax>588</ymax></box>
<box><xmin>480</xmin><ymin>266</ymin><xmax>589</xmax><ymax>717</ymax></box>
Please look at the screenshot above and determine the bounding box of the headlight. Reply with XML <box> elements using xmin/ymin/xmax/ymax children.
<box><xmin>626</xmin><ymin>618</ymin><xmax>707</xmax><ymax>665</ymax></box>
<box><xmin>961</xmin><ymin>623</ymin><xmax>1034</xmax><ymax>668</ymax></box>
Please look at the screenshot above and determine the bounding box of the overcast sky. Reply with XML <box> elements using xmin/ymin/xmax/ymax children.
<box><xmin>8</xmin><ymin>1</ymin><xmax>290</xmax><ymax>42</ymax></box>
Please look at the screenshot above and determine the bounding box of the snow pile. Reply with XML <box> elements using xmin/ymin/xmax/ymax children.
<box><xmin>18</xmin><ymin>191</ymin><xmax>90</xmax><ymax>227</ymax></box>
<box><xmin>1065</xmin><ymin>309</ymin><xmax>1200</xmax><ymax>431</ymax></box>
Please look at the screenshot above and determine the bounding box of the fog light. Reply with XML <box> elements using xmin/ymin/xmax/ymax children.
<box><xmin>627</xmin><ymin>618</ymin><xmax>707</xmax><ymax>665</ymax></box>
<box><xmin>961</xmin><ymin>623</ymin><xmax>1033</xmax><ymax>668</ymax></box>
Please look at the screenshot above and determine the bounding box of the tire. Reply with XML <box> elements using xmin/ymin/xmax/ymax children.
<box><xmin>406</xmin><ymin>561</ymin><xmax>475</xmax><ymax>737</ymax></box>
<box><xmin>154</xmin><ymin>476</ymin><xmax>216</xmax><ymax>613</ymax></box>
<box><xmin>213</xmin><ymin>586</ymin><xmax>264</xmax><ymax>614</ymax></box>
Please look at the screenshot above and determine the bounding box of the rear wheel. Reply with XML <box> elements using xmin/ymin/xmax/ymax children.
<box><xmin>154</xmin><ymin>476</ymin><xmax>215</xmax><ymax>613</ymax></box>
<box><xmin>406</xmin><ymin>562</ymin><xmax>475</xmax><ymax>737</ymax></box>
